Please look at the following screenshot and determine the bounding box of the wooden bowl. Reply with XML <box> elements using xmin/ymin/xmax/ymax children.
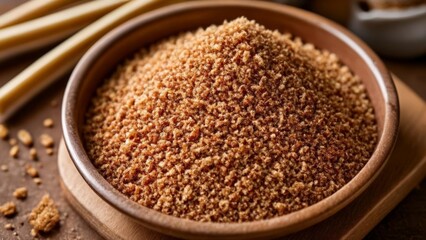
<box><xmin>62</xmin><ymin>1</ymin><xmax>399</xmax><ymax>239</ymax></box>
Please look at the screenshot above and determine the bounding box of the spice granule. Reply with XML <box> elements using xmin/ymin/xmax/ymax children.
<box><xmin>13</xmin><ymin>187</ymin><xmax>28</xmax><ymax>200</ymax></box>
<box><xmin>0</xmin><ymin>202</ymin><xmax>17</xmax><ymax>217</ymax></box>
<box><xmin>29</xmin><ymin>194</ymin><xmax>60</xmax><ymax>235</ymax></box>
<box><xmin>83</xmin><ymin>17</ymin><xmax>377</xmax><ymax>222</ymax></box>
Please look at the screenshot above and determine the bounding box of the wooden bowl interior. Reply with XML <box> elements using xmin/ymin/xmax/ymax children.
<box><xmin>64</xmin><ymin>2</ymin><xmax>397</xmax><ymax>239</ymax></box>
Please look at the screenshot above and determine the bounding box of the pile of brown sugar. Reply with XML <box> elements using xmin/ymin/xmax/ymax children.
<box><xmin>83</xmin><ymin>17</ymin><xmax>377</xmax><ymax>222</ymax></box>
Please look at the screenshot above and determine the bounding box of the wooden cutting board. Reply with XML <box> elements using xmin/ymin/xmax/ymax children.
<box><xmin>58</xmin><ymin>77</ymin><xmax>426</xmax><ymax>240</ymax></box>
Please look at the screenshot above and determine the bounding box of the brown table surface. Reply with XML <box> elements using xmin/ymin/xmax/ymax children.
<box><xmin>0</xmin><ymin>1</ymin><xmax>425</xmax><ymax>239</ymax></box>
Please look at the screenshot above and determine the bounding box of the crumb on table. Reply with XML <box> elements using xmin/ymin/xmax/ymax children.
<box><xmin>46</xmin><ymin>148</ymin><xmax>54</xmax><ymax>156</ymax></box>
<box><xmin>0</xmin><ymin>202</ymin><xmax>17</xmax><ymax>217</ymax></box>
<box><xmin>1</xmin><ymin>164</ymin><xmax>8</xmax><ymax>172</ymax></box>
<box><xmin>29</xmin><ymin>194</ymin><xmax>60</xmax><ymax>235</ymax></box>
<box><xmin>4</xmin><ymin>223</ymin><xmax>14</xmax><ymax>230</ymax></box>
<box><xmin>17</xmin><ymin>129</ymin><xmax>33</xmax><ymax>146</ymax></box>
<box><xmin>13</xmin><ymin>187</ymin><xmax>28</xmax><ymax>200</ymax></box>
<box><xmin>43</xmin><ymin>118</ymin><xmax>54</xmax><ymax>128</ymax></box>
<box><xmin>29</xmin><ymin>148</ymin><xmax>38</xmax><ymax>161</ymax></box>
<box><xmin>33</xmin><ymin>178</ymin><xmax>42</xmax><ymax>185</ymax></box>
<box><xmin>9</xmin><ymin>145</ymin><xmax>19</xmax><ymax>158</ymax></box>
<box><xmin>40</xmin><ymin>134</ymin><xmax>54</xmax><ymax>148</ymax></box>
<box><xmin>26</xmin><ymin>165</ymin><xmax>39</xmax><ymax>178</ymax></box>
<box><xmin>8</xmin><ymin>138</ymin><xmax>17</xmax><ymax>146</ymax></box>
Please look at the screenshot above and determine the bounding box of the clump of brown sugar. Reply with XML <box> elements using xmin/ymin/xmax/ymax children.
<box><xmin>83</xmin><ymin>17</ymin><xmax>378</xmax><ymax>222</ymax></box>
<box><xmin>13</xmin><ymin>187</ymin><xmax>28</xmax><ymax>200</ymax></box>
<box><xmin>9</xmin><ymin>145</ymin><xmax>19</xmax><ymax>158</ymax></box>
<box><xmin>43</xmin><ymin>118</ymin><xmax>54</xmax><ymax>128</ymax></box>
<box><xmin>0</xmin><ymin>202</ymin><xmax>17</xmax><ymax>217</ymax></box>
<box><xmin>9</xmin><ymin>138</ymin><xmax>17</xmax><ymax>146</ymax></box>
<box><xmin>26</xmin><ymin>165</ymin><xmax>39</xmax><ymax>178</ymax></box>
<box><xmin>29</xmin><ymin>148</ymin><xmax>38</xmax><ymax>161</ymax></box>
<box><xmin>33</xmin><ymin>178</ymin><xmax>42</xmax><ymax>185</ymax></box>
<box><xmin>0</xmin><ymin>164</ymin><xmax>8</xmax><ymax>172</ymax></box>
<box><xmin>40</xmin><ymin>134</ymin><xmax>54</xmax><ymax>147</ymax></box>
<box><xmin>29</xmin><ymin>194</ymin><xmax>60</xmax><ymax>235</ymax></box>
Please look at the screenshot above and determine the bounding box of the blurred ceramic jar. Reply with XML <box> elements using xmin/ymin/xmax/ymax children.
<box><xmin>349</xmin><ymin>0</ymin><xmax>426</xmax><ymax>58</ymax></box>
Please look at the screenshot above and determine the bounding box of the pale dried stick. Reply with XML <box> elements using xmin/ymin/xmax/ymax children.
<box><xmin>0</xmin><ymin>0</ymin><xmax>177</xmax><ymax>121</ymax></box>
<box><xmin>0</xmin><ymin>0</ymin><xmax>127</xmax><ymax>61</ymax></box>
<box><xmin>0</xmin><ymin>0</ymin><xmax>78</xmax><ymax>28</ymax></box>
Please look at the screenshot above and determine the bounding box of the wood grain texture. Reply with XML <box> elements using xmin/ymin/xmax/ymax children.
<box><xmin>57</xmin><ymin>77</ymin><xmax>425</xmax><ymax>240</ymax></box>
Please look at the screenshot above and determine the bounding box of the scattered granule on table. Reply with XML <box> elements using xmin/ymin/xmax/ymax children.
<box><xmin>83</xmin><ymin>17</ymin><xmax>378</xmax><ymax>222</ymax></box>
<box><xmin>31</xmin><ymin>229</ymin><xmax>37</xmax><ymax>237</ymax></box>
<box><xmin>26</xmin><ymin>165</ymin><xmax>39</xmax><ymax>178</ymax></box>
<box><xmin>13</xmin><ymin>187</ymin><xmax>28</xmax><ymax>200</ymax></box>
<box><xmin>17</xmin><ymin>129</ymin><xmax>33</xmax><ymax>146</ymax></box>
<box><xmin>43</xmin><ymin>118</ymin><xmax>54</xmax><ymax>128</ymax></box>
<box><xmin>29</xmin><ymin>194</ymin><xmax>60</xmax><ymax>235</ymax></box>
<box><xmin>4</xmin><ymin>223</ymin><xmax>14</xmax><ymax>230</ymax></box>
<box><xmin>9</xmin><ymin>138</ymin><xmax>17</xmax><ymax>146</ymax></box>
<box><xmin>0</xmin><ymin>124</ymin><xmax>8</xmax><ymax>139</ymax></box>
<box><xmin>0</xmin><ymin>202</ymin><xmax>17</xmax><ymax>217</ymax></box>
<box><xmin>46</xmin><ymin>148</ymin><xmax>54</xmax><ymax>156</ymax></box>
<box><xmin>29</xmin><ymin>148</ymin><xmax>38</xmax><ymax>161</ymax></box>
<box><xmin>40</xmin><ymin>134</ymin><xmax>54</xmax><ymax>147</ymax></box>
<box><xmin>33</xmin><ymin>178</ymin><xmax>42</xmax><ymax>185</ymax></box>
<box><xmin>1</xmin><ymin>164</ymin><xmax>8</xmax><ymax>172</ymax></box>
<box><xmin>9</xmin><ymin>145</ymin><xmax>19</xmax><ymax>158</ymax></box>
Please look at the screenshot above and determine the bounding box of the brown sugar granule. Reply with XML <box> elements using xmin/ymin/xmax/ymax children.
<box><xmin>29</xmin><ymin>148</ymin><xmax>38</xmax><ymax>161</ymax></box>
<box><xmin>29</xmin><ymin>194</ymin><xmax>60</xmax><ymax>234</ymax></box>
<box><xmin>43</xmin><ymin>118</ymin><xmax>54</xmax><ymax>128</ymax></box>
<box><xmin>33</xmin><ymin>178</ymin><xmax>42</xmax><ymax>185</ymax></box>
<box><xmin>13</xmin><ymin>187</ymin><xmax>28</xmax><ymax>200</ymax></box>
<box><xmin>31</xmin><ymin>228</ymin><xmax>37</xmax><ymax>237</ymax></box>
<box><xmin>17</xmin><ymin>129</ymin><xmax>33</xmax><ymax>146</ymax></box>
<box><xmin>9</xmin><ymin>145</ymin><xmax>19</xmax><ymax>158</ymax></box>
<box><xmin>4</xmin><ymin>223</ymin><xmax>14</xmax><ymax>230</ymax></box>
<box><xmin>46</xmin><ymin>148</ymin><xmax>54</xmax><ymax>156</ymax></box>
<box><xmin>9</xmin><ymin>138</ymin><xmax>17</xmax><ymax>146</ymax></box>
<box><xmin>83</xmin><ymin>17</ymin><xmax>378</xmax><ymax>222</ymax></box>
<box><xmin>40</xmin><ymin>134</ymin><xmax>54</xmax><ymax>147</ymax></box>
<box><xmin>26</xmin><ymin>165</ymin><xmax>39</xmax><ymax>178</ymax></box>
<box><xmin>0</xmin><ymin>202</ymin><xmax>17</xmax><ymax>217</ymax></box>
<box><xmin>0</xmin><ymin>124</ymin><xmax>8</xmax><ymax>139</ymax></box>
<box><xmin>1</xmin><ymin>164</ymin><xmax>8</xmax><ymax>172</ymax></box>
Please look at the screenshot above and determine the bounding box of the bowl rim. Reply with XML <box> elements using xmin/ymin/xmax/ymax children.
<box><xmin>62</xmin><ymin>0</ymin><xmax>399</xmax><ymax>238</ymax></box>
